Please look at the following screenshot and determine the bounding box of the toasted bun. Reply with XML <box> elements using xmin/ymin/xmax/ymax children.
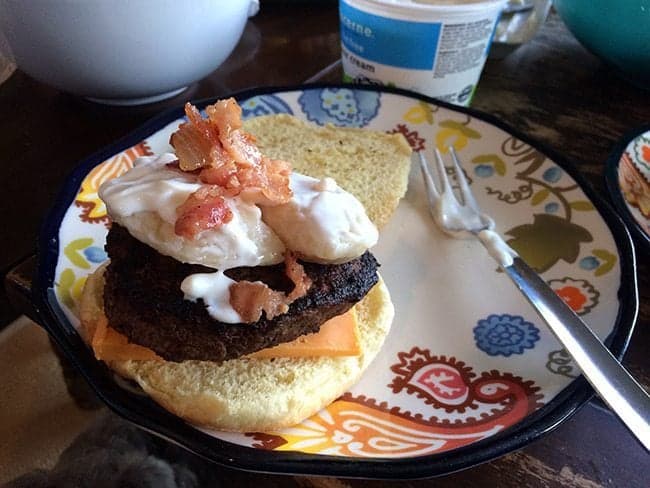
<box><xmin>243</xmin><ymin>114</ymin><xmax>412</xmax><ymax>229</ymax></box>
<box><xmin>80</xmin><ymin>266</ymin><xmax>393</xmax><ymax>432</ymax></box>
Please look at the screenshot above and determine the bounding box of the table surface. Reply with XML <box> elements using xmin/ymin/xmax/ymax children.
<box><xmin>1</xmin><ymin>5</ymin><xmax>648</xmax><ymax>487</ymax></box>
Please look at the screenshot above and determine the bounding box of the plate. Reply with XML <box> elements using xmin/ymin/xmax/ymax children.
<box><xmin>34</xmin><ymin>84</ymin><xmax>637</xmax><ymax>479</ymax></box>
<box><xmin>605</xmin><ymin>125</ymin><xmax>650</xmax><ymax>249</ymax></box>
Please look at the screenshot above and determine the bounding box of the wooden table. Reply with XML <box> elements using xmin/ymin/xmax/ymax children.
<box><xmin>1</xmin><ymin>5</ymin><xmax>648</xmax><ymax>487</ymax></box>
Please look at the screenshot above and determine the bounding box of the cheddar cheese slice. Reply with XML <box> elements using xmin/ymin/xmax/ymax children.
<box><xmin>249</xmin><ymin>308</ymin><xmax>360</xmax><ymax>358</ymax></box>
<box><xmin>91</xmin><ymin>315</ymin><xmax>162</xmax><ymax>361</ymax></box>
<box><xmin>89</xmin><ymin>308</ymin><xmax>359</xmax><ymax>361</ymax></box>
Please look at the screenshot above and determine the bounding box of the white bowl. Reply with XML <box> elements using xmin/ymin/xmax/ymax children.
<box><xmin>0</xmin><ymin>0</ymin><xmax>254</xmax><ymax>105</ymax></box>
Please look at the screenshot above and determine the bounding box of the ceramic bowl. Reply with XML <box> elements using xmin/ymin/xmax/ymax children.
<box><xmin>554</xmin><ymin>0</ymin><xmax>650</xmax><ymax>88</ymax></box>
<box><xmin>0</xmin><ymin>0</ymin><xmax>255</xmax><ymax>105</ymax></box>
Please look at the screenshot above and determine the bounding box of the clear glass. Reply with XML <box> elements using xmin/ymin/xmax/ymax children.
<box><xmin>490</xmin><ymin>0</ymin><xmax>552</xmax><ymax>58</ymax></box>
<box><xmin>0</xmin><ymin>29</ymin><xmax>15</xmax><ymax>85</ymax></box>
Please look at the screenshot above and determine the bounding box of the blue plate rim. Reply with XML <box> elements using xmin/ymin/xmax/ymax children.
<box><xmin>604</xmin><ymin>123</ymin><xmax>650</xmax><ymax>250</ymax></box>
<box><xmin>32</xmin><ymin>83</ymin><xmax>639</xmax><ymax>479</ymax></box>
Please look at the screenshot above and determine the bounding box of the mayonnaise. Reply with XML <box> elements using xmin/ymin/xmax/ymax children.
<box><xmin>477</xmin><ymin>229</ymin><xmax>517</xmax><ymax>268</ymax></box>
<box><xmin>180</xmin><ymin>271</ymin><xmax>242</xmax><ymax>323</ymax></box>
<box><xmin>100</xmin><ymin>153</ymin><xmax>200</xmax><ymax>225</ymax></box>
<box><xmin>428</xmin><ymin>186</ymin><xmax>516</xmax><ymax>268</ymax></box>
<box><xmin>262</xmin><ymin>173</ymin><xmax>378</xmax><ymax>264</ymax></box>
<box><xmin>99</xmin><ymin>154</ymin><xmax>286</xmax><ymax>269</ymax></box>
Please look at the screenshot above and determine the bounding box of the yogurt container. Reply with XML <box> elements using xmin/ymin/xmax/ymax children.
<box><xmin>339</xmin><ymin>0</ymin><xmax>506</xmax><ymax>106</ymax></box>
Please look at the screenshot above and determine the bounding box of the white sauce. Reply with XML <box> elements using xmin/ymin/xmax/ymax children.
<box><xmin>99</xmin><ymin>153</ymin><xmax>286</xmax><ymax>270</ymax></box>
<box><xmin>100</xmin><ymin>153</ymin><xmax>200</xmax><ymax>225</ymax></box>
<box><xmin>478</xmin><ymin>229</ymin><xmax>517</xmax><ymax>268</ymax></box>
<box><xmin>429</xmin><ymin>185</ymin><xmax>516</xmax><ymax>268</ymax></box>
<box><xmin>100</xmin><ymin>155</ymin><xmax>378</xmax><ymax>323</ymax></box>
<box><xmin>432</xmin><ymin>185</ymin><xmax>495</xmax><ymax>239</ymax></box>
<box><xmin>262</xmin><ymin>173</ymin><xmax>378</xmax><ymax>264</ymax></box>
<box><xmin>180</xmin><ymin>271</ymin><xmax>242</xmax><ymax>323</ymax></box>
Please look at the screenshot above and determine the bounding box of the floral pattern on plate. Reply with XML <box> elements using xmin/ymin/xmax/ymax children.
<box><xmin>75</xmin><ymin>142</ymin><xmax>152</xmax><ymax>225</ymax></box>
<box><xmin>241</xmin><ymin>94</ymin><xmax>293</xmax><ymax>118</ymax></box>
<box><xmin>49</xmin><ymin>87</ymin><xmax>626</xmax><ymax>461</ymax></box>
<box><xmin>250</xmin><ymin>349</ymin><xmax>543</xmax><ymax>457</ymax></box>
<box><xmin>619</xmin><ymin>134</ymin><xmax>650</xmax><ymax>236</ymax></box>
<box><xmin>546</xmin><ymin>348</ymin><xmax>578</xmax><ymax>379</ymax></box>
<box><xmin>548</xmin><ymin>277</ymin><xmax>600</xmax><ymax>315</ymax></box>
<box><xmin>473</xmin><ymin>314</ymin><xmax>540</xmax><ymax>357</ymax></box>
<box><xmin>298</xmin><ymin>87</ymin><xmax>381</xmax><ymax>126</ymax></box>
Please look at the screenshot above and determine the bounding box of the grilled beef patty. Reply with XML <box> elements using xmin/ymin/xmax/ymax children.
<box><xmin>103</xmin><ymin>224</ymin><xmax>379</xmax><ymax>362</ymax></box>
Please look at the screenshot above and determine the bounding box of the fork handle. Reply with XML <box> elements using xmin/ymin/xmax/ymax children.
<box><xmin>500</xmin><ymin>255</ymin><xmax>650</xmax><ymax>451</ymax></box>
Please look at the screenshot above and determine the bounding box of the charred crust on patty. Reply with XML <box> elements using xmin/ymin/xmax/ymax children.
<box><xmin>103</xmin><ymin>224</ymin><xmax>379</xmax><ymax>362</ymax></box>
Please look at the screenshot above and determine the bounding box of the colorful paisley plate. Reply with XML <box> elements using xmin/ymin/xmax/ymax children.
<box><xmin>606</xmin><ymin>125</ymin><xmax>650</xmax><ymax>249</ymax></box>
<box><xmin>34</xmin><ymin>85</ymin><xmax>638</xmax><ymax>479</ymax></box>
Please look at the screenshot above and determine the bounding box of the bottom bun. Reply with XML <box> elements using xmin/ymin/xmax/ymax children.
<box><xmin>79</xmin><ymin>266</ymin><xmax>394</xmax><ymax>432</ymax></box>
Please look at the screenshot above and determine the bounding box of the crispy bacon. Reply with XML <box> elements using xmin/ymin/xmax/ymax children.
<box><xmin>285</xmin><ymin>252</ymin><xmax>313</xmax><ymax>301</ymax></box>
<box><xmin>169</xmin><ymin>98</ymin><xmax>293</xmax><ymax>238</ymax></box>
<box><xmin>229</xmin><ymin>283</ymin><xmax>287</xmax><ymax>323</ymax></box>
<box><xmin>206</xmin><ymin>98</ymin><xmax>242</xmax><ymax>133</ymax></box>
<box><xmin>223</xmin><ymin>129</ymin><xmax>262</xmax><ymax>167</ymax></box>
<box><xmin>199</xmin><ymin>164</ymin><xmax>239</xmax><ymax>187</ymax></box>
<box><xmin>237</xmin><ymin>157</ymin><xmax>292</xmax><ymax>206</ymax></box>
<box><xmin>206</xmin><ymin>100</ymin><xmax>261</xmax><ymax>166</ymax></box>
<box><xmin>171</xmin><ymin>103</ymin><xmax>228</xmax><ymax>171</ymax></box>
<box><xmin>175</xmin><ymin>186</ymin><xmax>233</xmax><ymax>239</ymax></box>
<box><xmin>229</xmin><ymin>253</ymin><xmax>312</xmax><ymax>322</ymax></box>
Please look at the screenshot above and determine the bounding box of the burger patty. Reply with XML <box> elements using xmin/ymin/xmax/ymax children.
<box><xmin>103</xmin><ymin>224</ymin><xmax>379</xmax><ymax>362</ymax></box>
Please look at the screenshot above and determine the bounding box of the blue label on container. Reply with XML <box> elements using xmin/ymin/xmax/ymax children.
<box><xmin>340</xmin><ymin>2</ymin><xmax>441</xmax><ymax>70</ymax></box>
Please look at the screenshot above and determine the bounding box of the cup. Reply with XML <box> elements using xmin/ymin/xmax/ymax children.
<box><xmin>339</xmin><ymin>0</ymin><xmax>506</xmax><ymax>106</ymax></box>
<box><xmin>0</xmin><ymin>0</ymin><xmax>256</xmax><ymax>105</ymax></box>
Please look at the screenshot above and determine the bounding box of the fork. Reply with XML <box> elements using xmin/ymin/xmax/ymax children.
<box><xmin>418</xmin><ymin>148</ymin><xmax>650</xmax><ymax>451</ymax></box>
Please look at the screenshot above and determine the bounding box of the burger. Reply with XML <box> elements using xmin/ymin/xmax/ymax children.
<box><xmin>79</xmin><ymin>99</ymin><xmax>411</xmax><ymax>432</ymax></box>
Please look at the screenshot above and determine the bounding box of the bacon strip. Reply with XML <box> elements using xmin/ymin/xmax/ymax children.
<box><xmin>175</xmin><ymin>185</ymin><xmax>233</xmax><ymax>238</ymax></box>
<box><xmin>206</xmin><ymin>98</ymin><xmax>242</xmax><ymax>133</ymax></box>
<box><xmin>235</xmin><ymin>157</ymin><xmax>292</xmax><ymax>206</ymax></box>
<box><xmin>169</xmin><ymin>99</ymin><xmax>293</xmax><ymax>238</ymax></box>
<box><xmin>171</xmin><ymin>103</ymin><xmax>232</xmax><ymax>172</ymax></box>
<box><xmin>229</xmin><ymin>283</ymin><xmax>287</xmax><ymax>323</ymax></box>
<box><xmin>229</xmin><ymin>253</ymin><xmax>313</xmax><ymax>322</ymax></box>
<box><xmin>285</xmin><ymin>251</ymin><xmax>313</xmax><ymax>301</ymax></box>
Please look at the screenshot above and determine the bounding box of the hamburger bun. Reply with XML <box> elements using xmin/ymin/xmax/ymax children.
<box><xmin>80</xmin><ymin>265</ymin><xmax>394</xmax><ymax>432</ymax></box>
<box><xmin>243</xmin><ymin>114</ymin><xmax>412</xmax><ymax>229</ymax></box>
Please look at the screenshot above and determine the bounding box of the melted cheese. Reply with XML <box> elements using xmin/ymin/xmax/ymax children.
<box><xmin>91</xmin><ymin>316</ymin><xmax>161</xmax><ymax>361</ymax></box>
<box><xmin>89</xmin><ymin>309</ymin><xmax>359</xmax><ymax>361</ymax></box>
<box><xmin>248</xmin><ymin>308</ymin><xmax>359</xmax><ymax>358</ymax></box>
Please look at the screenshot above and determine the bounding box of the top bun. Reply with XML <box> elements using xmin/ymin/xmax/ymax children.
<box><xmin>243</xmin><ymin>114</ymin><xmax>412</xmax><ymax>229</ymax></box>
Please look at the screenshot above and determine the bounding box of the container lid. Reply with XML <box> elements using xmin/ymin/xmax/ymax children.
<box><xmin>342</xmin><ymin>0</ymin><xmax>507</xmax><ymax>22</ymax></box>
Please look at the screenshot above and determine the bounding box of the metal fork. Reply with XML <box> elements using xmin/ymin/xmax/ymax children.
<box><xmin>418</xmin><ymin>148</ymin><xmax>650</xmax><ymax>451</ymax></box>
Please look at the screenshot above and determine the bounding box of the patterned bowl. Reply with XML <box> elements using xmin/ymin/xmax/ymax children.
<box><xmin>33</xmin><ymin>84</ymin><xmax>638</xmax><ymax>478</ymax></box>
<box><xmin>606</xmin><ymin>125</ymin><xmax>650</xmax><ymax>249</ymax></box>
